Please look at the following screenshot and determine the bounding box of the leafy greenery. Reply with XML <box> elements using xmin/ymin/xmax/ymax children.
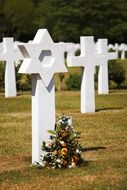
<box><xmin>0</xmin><ymin>62</ymin><xmax>4</xmax><ymax>91</ymax></box>
<box><xmin>16</xmin><ymin>65</ymin><xmax>32</xmax><ymax>91</ymax></box>
<box><xmin>40</xmin><ymin>115</ymin><xmax>83</xmax><ymax>169</ymax></box>
<box><xmin>0</xmin><ymin>0</ymin><xmax>127</xmax><ymax>43</ymax></box>
<box><xmin>65</xmin><ymin>73</ymin><xmax>81</xmax><ymax>90</ymax></box>
<box><xmin>35</xmin><ymin>0</ymin><xmax>127</xmax><ymax>43</ymax></box>
<box><xmin>109</xmin><ymin>60</ymin><xmax>126</xmax><ymax>88</ymax></box>
<box><xmin>0</xmin><ymin>0</ymin><xmax>37</xmax><ymax>41</ymax></box>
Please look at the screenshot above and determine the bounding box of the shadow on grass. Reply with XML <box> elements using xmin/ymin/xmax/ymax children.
<box><xmin>81</xmin><ymin>146</ymin><xmax>106</xmax><ymax>152</ymax></box>
<box><xmin>96</xmin><ymin>107</ymin><xmax>123</xmax><ymax>112</ymax></box>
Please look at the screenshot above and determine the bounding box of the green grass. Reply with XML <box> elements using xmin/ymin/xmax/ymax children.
<box><xmin>0</xmin><ymin>90</ymin><xmax>127</xmax><ymax>190</ymax></box>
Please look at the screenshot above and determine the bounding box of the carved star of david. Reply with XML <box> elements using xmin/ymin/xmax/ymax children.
<box><xmin>18</xmin><ymin>29</ymin><xmax>67</xmax><ymax>87</ymax></box>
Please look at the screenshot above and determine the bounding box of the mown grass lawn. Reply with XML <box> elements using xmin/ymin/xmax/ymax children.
<box><xmin>0</xmin><ymin>90</ymin><xmax>127</xmax><ymax>190</ymax></box>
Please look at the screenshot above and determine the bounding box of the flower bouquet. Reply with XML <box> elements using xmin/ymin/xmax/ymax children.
<box><xmin>40</xmin><ymin>115</ymin><xmax>83</xmax><ymax>169</ymax></box>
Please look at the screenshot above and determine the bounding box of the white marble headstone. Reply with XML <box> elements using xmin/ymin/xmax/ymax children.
<box><xmin>67</xmin><ymin>36</ymin><xmax>100</xmax><ymax>113</ymax></box>
<box><xmin>0</xmin><ymin>38</ymin><xmax>23</xmax><ymax>97</ymax></box>
<box><xmin>18</xmin><ymin>29</ymin><xmax>68</xmax><ymax>164</ymax></box>
<box><xmin>119</xmin><ymin>43</ymin><xmax>127</xmax><ymax>60</ymax></box>
<box><xmin>96</xmin><ymin>39</ymin><xmax>117</xmax><ymax>94</ymax></box>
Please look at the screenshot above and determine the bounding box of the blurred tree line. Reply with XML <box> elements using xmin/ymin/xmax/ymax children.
<box><xmin>0</xmin><ymin>0</ymin><xmax>127</xmax><ymax>43</ymax></box>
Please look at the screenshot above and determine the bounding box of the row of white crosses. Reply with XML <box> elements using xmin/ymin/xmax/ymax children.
<box><xmin>0</xmin><ymin>29</ymin><xmax>117</xmax><ymax>163</ymax></box>
<box><xmin>108</xmin><ymin>43</ymin><xmax>127</xmax><ymax>59</ymax></box>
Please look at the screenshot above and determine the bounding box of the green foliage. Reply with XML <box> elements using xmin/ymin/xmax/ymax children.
<box><xmin>109</xmin><ymin>80</ymin><xmax>118</xmax><ymax>89</ymax></box>
<box><xmin>65</xmin><ymin>73</ymin><xmax>81</xmax><ymax>90</ymax></box>
<box><xmin>0</xmin><ymin>62</ymin><xmax>4</xmax><ymax>92</ymax></box>
<box><xmin>0</xmin><ymin>0</ymin><xmax>127</xmax><ymax>43</ymax></box>
<box><xmin>40</xmin><ymin>115</ymin><xmax>83</xmax><ymax>169</ymax></box>
<box><xmin>1</xmin><ymin>0</ymin><xmax>37</xmax><ymax>41</ymax></box>
<box><xmin>17</xmin><ymin>74</ymin><xmax>31</xmax><ymax>91</ymax></box>
<box><xmin>109</xmin><ymin>60</ymin><xmax>126</xmax><ymax>88</ymax></box>
<box><xmin>57</xmin><ymin>73</ymin><xmax>65</xmax><ymax>91</ymax></box>
<box><xmin>37</xmin><ymin>0</ymin><xmax>127</xmax><ymax>43</ymax></box>
<box><xmin>16</xmin><ymin>64</ymin><xmax>31</xmax><ymax>91</ymax></box>
<box><xmin>0</xmin><ymin>63</ymin><xmax>31</xmax><ymax>92</ymax></box>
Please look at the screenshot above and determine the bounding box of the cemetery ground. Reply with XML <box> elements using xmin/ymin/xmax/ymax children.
<box><xmin>0</xmin><ymin>90</ymin><xmax>127</xmax><ymax>190</ymax></box>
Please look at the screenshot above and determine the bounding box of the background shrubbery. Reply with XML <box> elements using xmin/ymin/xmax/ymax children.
<box><xmin>65</xmin><ymin>73</ymin><xmax>81</xmax><ymax>90</ymax></box>
<box><xmin>0</xmin><ymin>62</ymin><xmax>4</xmax><ymax>92</ymax></box>
<box><xmin>0</xmin><ymin>0</ymin><xmax>127</xmax><ymax>43</ymax></box>
<box><xmin>0</xmin><ymin>62</ymin><xmax>31</xmax><ymax>92</ymax></box>
<box><xmin>108</xmin><ymin>60</ymin><xmax>126</xmax><ymax>89</ymax></box>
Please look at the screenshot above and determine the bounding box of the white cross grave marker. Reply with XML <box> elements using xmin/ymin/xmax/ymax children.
<box><xmin>96</xmin><ymin>39</ymin><xmax>117</xmax><ymax>94</ymax></box>
<box><xmin>67</xmin><ymin>36</ymin><xmax>103</xmax><ymax>113</ymax></box>
<box><xmin>119</xmin><ymin>43</ymin><xmax>127</xmax><ymax>60</ymax></box>
<box><xmin>108</xmin><ymin>44</ymin><xmax>115</xmax><ymax>51</ymax></box>
<box><xmin>0</xmin><ymin>38</ymin><xmax>23</xmax><ymax>97</ymax></box>
<box><xmin>18</xmin><ymin>29</ymin><xmax>68</xmax><ymax>164</ymax></box>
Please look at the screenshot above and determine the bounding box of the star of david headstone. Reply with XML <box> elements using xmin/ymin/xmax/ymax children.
<box><xmin>18</xmin><ymin>29</ymin><xmax>68</xmax><ymax>164</ymax></box>
<box><xmin>18</xmin><ymin>29</ymin><xmax>67</xmax><ymax>87</ymax></box>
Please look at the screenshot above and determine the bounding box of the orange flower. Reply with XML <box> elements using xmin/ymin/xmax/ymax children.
<box><xmin>61</xmin><ymin>148</ymin><xmax>68</xmax><ymax>155</ymax></box>
<box><xmin>59</xmin><ymin>130</ymin><xmax>68</xmax><ymax>138</ymax></box>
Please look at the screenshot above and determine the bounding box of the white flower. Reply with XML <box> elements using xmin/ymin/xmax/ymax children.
<box><xmin>58</xmin><ymin>119</ymin><xmax>64</xmax><ymax>124</ymax></box>
<box><xmin>45</xmin><ymin>142</ymin><xmax>52</xmax><ymax>148</ymax></box>
<box><xmin>68</xmin><ymin>117</ymin><xmax>72</xmax><ymax>126</ymax></box>
<box><xmin>56</xmin><ymin>159</ymin><xmax>61</xmax><ymax>163</ymax></box>
<box><xmin>58</xmin><ymin>164</ymin><xmax>62</xmax><ymax>168</ymax></box>
<box><xmin>68</xmin><ymin>162</ymin><xmax>76</xmax><ymax>168</ymax></box>
<box><xmin>60</xmin><ymin>141</ymin><xmax>66</xmax><ymax>147</ymax></box>
<box><xmin>71</xmin><ymin>162</ymin><xmax>76</xmax><ymax>168</ymax></box>
<box><xmin>76</xmin><ymin>149</ymin><xmax>81</xmax><ymax>154</ymax></box>
<box><xmin>60</xmin><ymin>141</ymin><xmax>64</xmax><ymax>144</ymax></box>
<box><xmin>68</xmin><ymin>165</ymin><xmax>72</xmax><ymax>168</ymax></box>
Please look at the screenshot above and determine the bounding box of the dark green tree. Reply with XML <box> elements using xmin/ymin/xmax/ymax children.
<box><xmin>0</xmin><ymin>0</ymin><xmax>127</xmax><ymax>43</ymax></box>
<box><xmin>37</xmin><ymin>0</ymin><xmax>127</xmax><ymax>43</ymax></box>
<box><xmin>3</xmin><ymin>0</ymin><xmax>38</xmax><ymax>41</ymax></box>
